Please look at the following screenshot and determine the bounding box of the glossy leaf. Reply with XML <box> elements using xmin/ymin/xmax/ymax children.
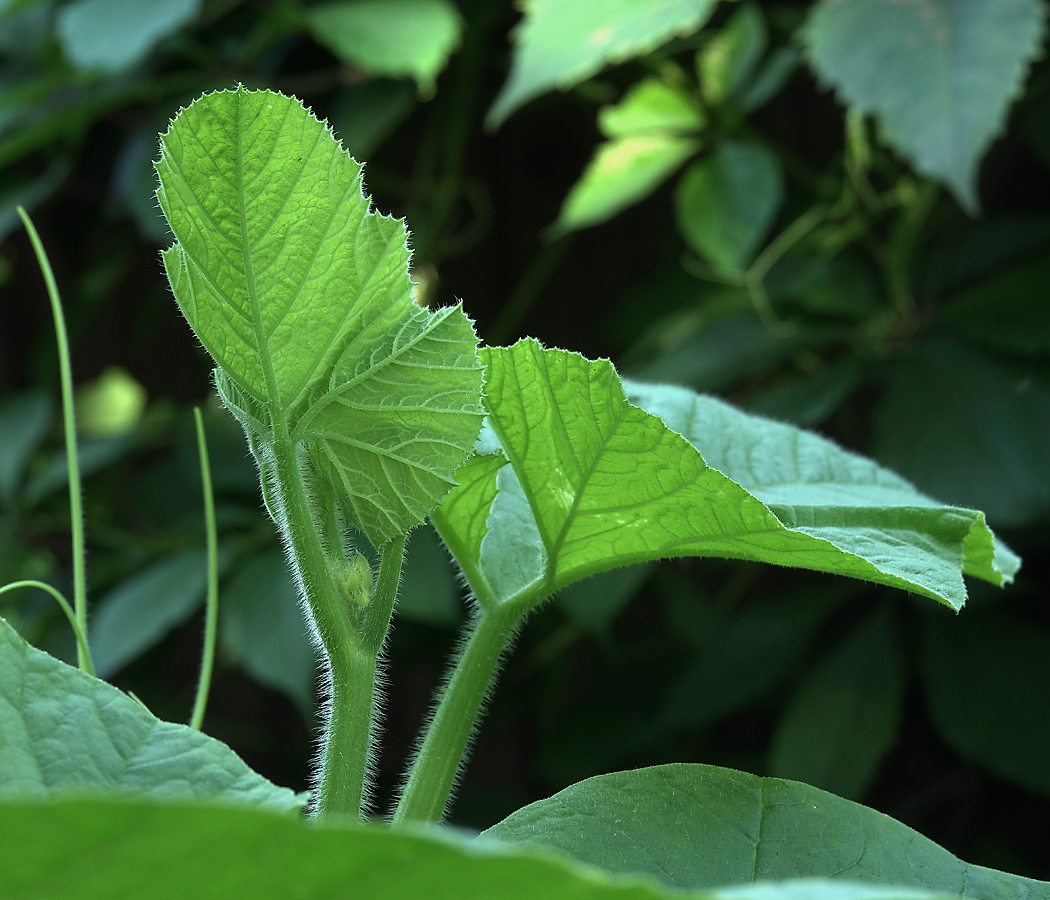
<box><xmin>923</xmin><ymin>609</ymin><xmax>1050</xmax><ymax>798</ymax></box>
<box><xmin>434</xmin><ymin>341</ymin><xmax>1016</xmax><ymax>611</ymax></box>
<box><xmin>484</xmin><ymin>764</ymin><xmax>1050</xmax><ymax>897</ymax></box>
<box><xmin>57</xmin><ymin>0</ymin><xmax>201</xmax><ymax>72</ymax></box>
<box><xmin>769</xmin><ymin>607</ymin><xmax>904</xmax><ymax>799</ymax></box>
<box><xmin>306</xmin><ymin>0</ymin><xmax>462</xmax><ymax>94</ymax></box>
<box><xmin>598</xmin><ymin>79</ymin><xmax>705</xmax><ymax>139</ymax></box>
<box><xmin>675</xmin><ymin>139</ymin><xmax>783</xmax><ymax>271</ymax></box>
<box><xmin>552</xmin><ymin>134</ymin><xmax>699</xmax><ymax>235</ymax></box>
<box><xmin>91</xmin><ymin>550</ymin><xmax>214</xmax><ymax>679</ymax></box>
<box><xmin>221</xmin><ymin>551</ymin><xmax>318</xmax><ymax>712</ymax></box>
<box><xmin>488</xmin><ymin>0</ymin><xmax>720</xmax><ymax>127</ymax></box>
<box><xmin>0</xmin><ymin>796</ymin><xmax>961</xmax><ymax>900</ymax></box>
<box><xmin>156</xmin><ymin>87</ymin><xmax>484</xmax><ymax>547</ymax></box>
<box><xmin>873</xmin><ymin>337</ymin><xmax>1050</xmax><ymax>528</ymax></box>
<box><xmin>0</xmin><ymin>615</ymin><xmax>302</xmax><ymax>810</ymax></box>
<box><xmin>803</xmin><ymin>0</ymin><xmax>1045</xmax><ymax>212</ymax></box>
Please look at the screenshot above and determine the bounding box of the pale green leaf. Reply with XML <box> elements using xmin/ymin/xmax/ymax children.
<box><xmin>434</xmin><ymin>342</ymin><xmax>1016</xmax><ymax>611</ymax></box>
<box><xmin>0</xmin><ymin>796</ymin><xmax>961</xmax><ymax>900</ymax></box>
<box><xmin>221</xmin><ymin>551</ymin><xmax>318</xmax><ymax>712</ymax></box>
<box><xmin>57</xmin><ymin>0</ymin><xmax>201</xmax><ymax>72</ymax></box>
<box><xmin>923</xmin><ymin>609</ymin><xmax>1050</xmax><ymax>798</ymax></box>
<box><xmin>0</xmin><ymin>615</ymin><xmax>302</xmax><ymax>810</ymax></box>
<box><xmin>598</xmin><ymin>78</ymin><xmax>705</xmax><ymax>138</ymax></box>
<box><xmin>156</xmin><ymin>87</ymin><xmax>484</xmax><ymax>546</ymax></box>
<box><xmin>488</xmin><ymin>0</ymin><xmax>721</xmax><ymax>127</ymax></box>
<box><xmin>769</xmin><ymin>607</ymin><xmax>904</xmax><ymax>799</ymax></box>
<box><xmin>698</xmin><ymin>2</ymin><xmax>766</xmax><ymax>106</ymax></box>
<box><xmin>675</xmin><ymin>139</ymin><xmax>783</xmax><ymax>271</ymax></box>
<box><xmin>553</xmin><ymin>134</ymin><xmax>699</xmax><ymax>235</ymax></box>
<box><xmin>483</xmin><ymin>764</ymin><xmax>1049</xmax><ymax>897</ymax></box>
<box><xmin>305</xmin><ymin>0</ymin><xmax>462</xmax><ymax>94</ymax></box>
<box><xmin>803</xmin><ymin>0</ymin><xmax>1045</xmax><ymax>213</ymax></box>
<box><xmin>91</xmin><ymin>550</ymin><xmax>215</xmax><ymax>679</ymax></box>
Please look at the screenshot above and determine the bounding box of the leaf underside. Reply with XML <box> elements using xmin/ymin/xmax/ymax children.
<box><xmin>156</xmin><ymin>86</ymin><xmax>484</xmax><ymax>546</ymax></box>
<box><xmin>432</xmin><ymin>340</ymin><xmax>1016</xmax><ymax>611</ymax></box>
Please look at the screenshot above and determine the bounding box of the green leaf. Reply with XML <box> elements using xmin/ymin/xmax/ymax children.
<box><xmin>0</xmin><ymin>390</ymin><xmax>52</xmax><ymax>508</ymax></box>
<box><xmin>0</xmin><ymin>615</ymin><xmax>301</xmax><ymax>809</ymax></box>
<box><xmin>435</xmin><ymin>341</ymin><xmax>1015</xmax><ymax>611</ymax></box>
<box><xmin>873</xmin><ymin>337</ymin><xmax>1050</xmax><ymax>528</ymax></box>
<box><xmin>598</xmin><ymin>78</ymin><xmax>705</xmax><ymax>138</ymax></box>
<box><xmin>697</xmin><ymin>2</ymin><xmax>767</xmax><ymax>106</ymax></box>
<box><xmin>0</xmin><ymin>796</ymin><xmax>958</xmax><ymax>900</ymax></box>
<box><xmin>675</xmin><ymin>139</ymin><xmax>783</xmax><ymax>271</ymax></box>
<box><xmin>745</xmin><ymin>358</ymin><xmax>865</xmax><ymax>427</ymax></box>
<box><xmin>398</xmin><ymin>523</ymin><xmax>462</xmax><ymax>626</ymax></box>
<box><xmin>221</xmin><ymin>551</ymin><xmax>319</xmax><ymax>713</ymax></box>
<box><xmin>553</xmin><ymin>134</ymin><xmax>699</xmax><ymax>235</ymax></box>
<box><xmin>922</xmin><ymin>609</ymin><xmax>1050</xmax><ymax>798</ymax></box>
<box><xmin>56</xmin><ymin>0</ymin><xmax>202</xmax><ymax>72</ymax></box>
<box><xmin>769</xmin><ymin>607</ymin><xmax>904</xmax><ymax>799</ymax></box>
<box><xmin>626</xmin><ymin>377</ymin><xmax>1019</xmax><ymax>602</ymax></box>
<box><xmin>156</xmin><ymin>87</ymin><xmax>484</xmax><ymax>547</ymax></box>
<box><xmin>556</xmin><ymin>562</ymin><xmax>653</xmax><ymax>633</ymax></box>
<box><xmin>803</xmin><ymin>0</ymin><xmax>1045</xmax><ymax>213</ymax></box>
<box><xmin>488</xmin><ymin>0</ymin><xmax>720</xmax><ymax>127</ymax></box>
<box><xmin>91</xmin><ymin>550</ymin><xmax>213</xmax><ymax>679</ymax></box>
<box><xmin>305</xmin><ymin>0</ymin><xmax>462</xmax><ymax>95</ymax></box>
<box><xmin>942</xmin><ymin>251</ymin><xmax>1050</xmax><ymax>356</ymax></box>
<box><xmin>663</xmin><ymin>590</ymin><xmax>838</xmax><ymax>728</ymax></box>
<box><xmin>483</xmin><ymin>764</ymin><xmax>1050</xmax><ymax>897</ymax></box>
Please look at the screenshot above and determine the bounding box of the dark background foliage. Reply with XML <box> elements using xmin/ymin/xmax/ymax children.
<box><xmin>1</xmin><ymin>0</ymin><xmax>1048</xmax><ymax>878</ymax></box>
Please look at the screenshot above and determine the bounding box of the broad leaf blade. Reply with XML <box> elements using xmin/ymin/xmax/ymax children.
<box><xmin>0</xmin><ymin>615</ymin><xmax>301</xmax><ymax>810</ymax></box>
<box><xmin>483</xmin><ymin>764</ymin><xmax>1049</xmax><ymax>898</ymax></box>
<box><xmin>156</xmin><ymin>87</ymin><xmax>484</xmax><ymax>546</ymax></box>
<box><xmin>803</xmin><ymin>0</ymin><xmax>1045</xmax><ymax>212</ymax></box>
<box><xmin>488</xmin><ymin>0</ymin><xmax>720</xmax><ymax>127</ymax></box>
<box><xmin>0</xmin><ymin>797</ymin><xmax>962</xmax><ymax>900</ymax></box>
<box><xmin>440</xmin><ymin>341</ymin><xmax>1014</xmax><ymax>610</ymax></box>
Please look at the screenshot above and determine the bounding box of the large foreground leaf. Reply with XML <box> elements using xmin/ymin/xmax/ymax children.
<box><xmin>0</xmin><ymin>797</ymin><xmax>964</xmax><ymax>900</ymax></box>
<box><xmin>483</xmin><ymin>764</ymin><xmax>1049</xmax><ymax>898</ymax></box>
<box><xmin>488</xmin><ymin>0</ymin><xmax>720</xmax><ymax>127</ymax></box>
<box><xmin>432</xmin><ymin>341</ymin><xmax>1016</xmax><ymax>611</ymax></box>
<box><xmin>803</xmin><ymin>0</ymin><xmax>1045</xmax><ymax>212</ymax></box>
<box><xmin>156</xmin><ymin>87</ymin><xmax>484</xmax><ymax>546</ymax></box>
<box><xmin>0</xmin><ymin>616</ymin><xmax>301</xmax><ymax>810</ymax></box>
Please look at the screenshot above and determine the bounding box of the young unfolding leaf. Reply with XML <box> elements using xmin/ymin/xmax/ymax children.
<box><xmin>156</xmin><ymin>87</ymin><xmax>484</xmax><ymax>547</ymax></box>
<box><xmin>0</xmin><ymin>615</ymin><xmax>301</xmax><ymax>810</ymax></box>
<box><xmin>483</xmin><ymin>764</ymin><xmax>1049</xmax><ymax>898</ymax></box>
<box><xmin>432</xmin><ymin>341</ymin><xmax>1017</xmax><ymax>611</ymax></box>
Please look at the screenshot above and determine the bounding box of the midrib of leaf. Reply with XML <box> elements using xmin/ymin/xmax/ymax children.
<box><xmin>234</xmin><ymin>96</ymin><xmax>287</xmax><ymax>439</ymax></box>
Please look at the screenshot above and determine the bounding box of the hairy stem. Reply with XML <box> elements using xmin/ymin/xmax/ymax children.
<box><xmin>18</xmin><ymin>207</ymin><xmax>90</xmax><ymax>673</ymax></box>
<box><xmin>0</xmin><ymin>581</ymin><xmax>93</xmax><ymax>675</ymax></box>
<box><xmin>393</xmin><ymin>602</ymin><xmax>522</xmax><ymax>825</ymax></box>
<box><xmin>189</xmin><ymin>408</ymin><xmax>219</xmax><ymax>732</ymax></box>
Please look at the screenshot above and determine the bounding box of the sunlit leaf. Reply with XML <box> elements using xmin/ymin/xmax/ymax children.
<box><xmin>598</xmin><ymin>79</ymin><xmax>705</xmax><ymax>138</ymax></box>
<box><xmin>156</xmin><ymin>87</ymin><xmax>484</xmax><ymax>547</ymax></box>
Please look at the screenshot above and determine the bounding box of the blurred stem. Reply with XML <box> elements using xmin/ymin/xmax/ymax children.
<box><xmin>393</xmin><ymin>603</ymin><xmax>522</xmax><ymax>826</ymax></box>
<box><xmin>0</xmin><ymin>581</ymin><xmax>93</xmax><ymax>676</ymax></box>
<box><xmin>18</xmin><ymin>207</ymin><xmax>90</xmax><ymax>674</ymax></box>
<box><xmin>884</xmin><ymin>179</ymin><xmax>939</xmax><ymax>318</ymax></box>
<box><xmin>189</xmin><ymin>408</ymin><xmax>219</xmax><ymax>732</ymax></box>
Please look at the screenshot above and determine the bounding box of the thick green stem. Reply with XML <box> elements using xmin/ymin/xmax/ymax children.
<box><xmin>393</xmin><ymin>603</ymin><xmax>522</xmax><ymax>825</ymax></box>
<box><xmin>18</xmin><ymin>207</ymin><xmax>90</xmax><ymax>673</ymax></box>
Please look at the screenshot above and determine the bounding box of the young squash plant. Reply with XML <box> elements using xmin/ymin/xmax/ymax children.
<box><xmin>0</xmin><ymin>87</ymin><xmax>1042</xmax><ymax>900</ymax></box>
